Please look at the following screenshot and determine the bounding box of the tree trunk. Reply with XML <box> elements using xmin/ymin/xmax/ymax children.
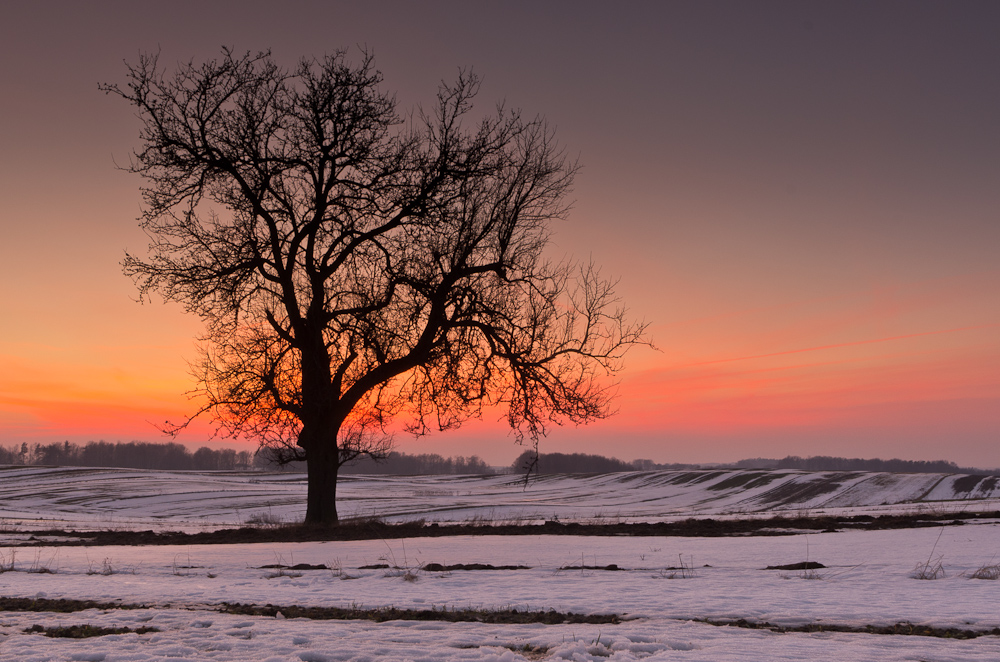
<box><xmin>304</xmin><ymin>443</ymin><xmax>340</xmax><ymax>525</ymax></box>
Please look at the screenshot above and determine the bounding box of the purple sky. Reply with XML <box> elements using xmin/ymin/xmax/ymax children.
<box><xmin>1</xmin><ymin>1</ymin><xmax>999</xmax><ymax>466</ymax></box>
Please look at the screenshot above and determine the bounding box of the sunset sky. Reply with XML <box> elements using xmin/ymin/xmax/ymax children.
<box><xmin>1</xmin><ymin>1</ymin><xmax>998</xmax><ymax>467</ymax></box>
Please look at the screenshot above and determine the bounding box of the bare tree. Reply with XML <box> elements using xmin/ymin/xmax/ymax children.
<box><xmin>104</xmin><ymin>48</ymin><xmax>646</xmax><ymax>524</ymax></box>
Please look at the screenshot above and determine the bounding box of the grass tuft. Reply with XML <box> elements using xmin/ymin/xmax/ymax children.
<box><xmin>244</xmin><ymin>509</ymin><xmax>283</xmax><ymax>528</ymax></box>
<box><xmin>967</xmin><ymin>563</ymin><xmax>1000</xmax><ymax>580</ymax></box>
<box><xmin>911</xmin><ymin>527</ymin><xmax>947</xmax><ymax>580</ymax></box>
<box><xmin>656</xmin><ymin>554</ymin><xmax>697</xmax><ymax>579</ymax></box>
<box><xmin>911</xmin><ymin>556</ymin><xmax>946</xmax><ymax>580</ymax></box>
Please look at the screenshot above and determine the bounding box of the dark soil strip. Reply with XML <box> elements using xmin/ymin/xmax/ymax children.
<box><xmin>11</xmin><ymin>510</ymin><xmax>998</xmax><ymax>547</ymax></box>
<box><xmin>699</xmin><ymin>618</ymin><xmax>1000</xmax><ymax>640</ymax></box>
<box><xmin>1</xmin><ymin>596</ymin><xmax>621</xmax><ymax>625</ymax></box>
<box><xmin>765</xmin><ymin>562</ymin><xmax>826</xmax><ymax>570</ymax></box>
<box><xmin>257</xmin><ymin>563</ymin><xmax>328</xmax><ymax>570</ymax></box>
<box><xmin>558</xmin><ymin>564</ymin><xmax>625</xmax><ymax>571</ymax></box>
<box><xmin>24</xmin><ymin>624</ymin><xmax>159</xmax><ymax>638</ymax></box>
<box><xmin>0</xmin><ymin>597</ymin><xmax>144</xmax><ymax>613</ymax></box>
<box><xmin>421</xmin><ymin>563</ymin><xmax>530</xmax><ymax>571</ymax></box>
<box><xmin>220</xmin><ymin>602</ymin><xmax>621</xmax><ymax>624</ymax></box>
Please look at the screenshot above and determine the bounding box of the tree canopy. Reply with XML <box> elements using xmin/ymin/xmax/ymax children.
<box><xmin>104</xmin><ymin>48</ymin><xmax>645</xmax><ymax>523</ymax></box>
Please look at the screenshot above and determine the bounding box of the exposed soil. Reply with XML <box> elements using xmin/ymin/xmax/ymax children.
<box><xmin>699</xmin><ymin>617</ymin><xmax>1000</xmax><ymax>640</ymax></box>
<box><xmin>8</xmin><ymin>510</ymin><xmax>995</xmax><ymax>547</ymax></box>
<box><xmin>219</xmin><ymin>602</ymin><xmax>622</xmax><ymax>624</ymax></box>
<box><xmin>421</xmin><ymin>563</ymin><xmax>530</xmax><ymax>571</ymax></box>
<box><xmin>0</xmin><ymin>596</ymin><xmax>621</xmax><ymax>624</ymax></box>
<box><xmin>6</xmin><ymin>597</ymin><xmax>998</xmax><ymax>638</ymax></box>
<box><xmin>23</xmin><ymin>624</ymin><xmax>159</xmax><ymax>638</ymax></box>
<box><xmin>0</xmin><ymin>597</ymin><xmax>144</xmax><ymax>612</ymax></box>
<box><xmin>705</xmin><ymin>472</ymin><xmax>783</xmax><ymax>492</ymax></box>
<box><xmin>765</xmin><ymin>562</ymin><xmax>826</xmax><ymax>570</ymax></box>
<box><xmin>953</xmin><ymin>475</ymin><xmax>999</xmax><ymax>496</ymax></box>
<box><xmin>752</xmin><ymin>473</ymin><xmax>858</xmax><ymax>508</ymax></box>
<box><xmin>257</xmin><ymin>563</ymin><xmax>329</xmax><ymax>570</ymax></box>
<box><xmin>558</xmin><ymin>564</ymin><xmax>625</xmax><ymax>571</ymax></box>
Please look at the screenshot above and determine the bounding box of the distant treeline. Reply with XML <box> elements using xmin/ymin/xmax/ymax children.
<box><xmin>0</xmin><ymin>441</ymin><xmax>254</xmax><ymax>471</ymax></box>
<box><xmin>256</xmin><ymin>448</ymin><xmax>495</xmax><ymax>475</ymax></box>
<box><xmin>3</xmin><ymin>441</ymin><xmax>994</xmax><ymax>476</ymax></box>
<box><xmin>0</xmin><ymin>441</ymin><xmax>493</xmax><ymax>475</ymax></box>
<box><xmin>511</xmin><ymin>451</ymin><xmax>998</xmax><ymax>475</ymax></box>
<box><xmin>342</xmin><ymin>452</ymin><xmax>493</xmax><ymax>475</ymax></box>
<box><xmin>731</xmin><ymin>455</ymin><xmax>999</xmax><ymax>475</ymax></box>
<box><xmin>510</xmin><ymin>450</ymin><xmax>698</xmax><ymax>474</ymax></box>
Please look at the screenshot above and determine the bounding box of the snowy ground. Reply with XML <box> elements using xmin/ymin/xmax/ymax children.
<box><xmin>2</xmin><ymin>466</ymin><xmax>999</xmax><ymax>533</ymax></box>
<box><xmin>2</xmin><ymin>468</ymin><xmax>1000</xmax><ymax>660</ymax></box>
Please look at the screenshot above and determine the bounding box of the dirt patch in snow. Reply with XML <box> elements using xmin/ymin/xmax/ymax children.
<box><xmin>953</xmin><ymin>475</ymin><xmax>999</xmax><ymax>496</ymax></box>
<box><xmin>764</xmin><ymin>561</ymin><xmax>826</xmax><ymax>570</ymax></box>
<box><xmin>699</xmin><ymin>617</ymin><xmax>1000</xmax><ymax>640</ymax></box>
<box><xmin>5</xmin><ymin>510</ymin><xmax>996</xmax><ymax>547</ymax></box>
<box><xmin>752</xmin><ymin>473</ymin><xmax>860</xmax><ymax>507</ymax></box>
<box><xmin>220</xmin><ymin>602</ymin><xmax>622</xmax><ymax>624</ymax></box>
<box><xmin>0</xmin><ymin>597</ymin><xmax>144</xmax><ymax>612</ymax></box>
<box><xmin>421</xmin><ymin>562</ymin><xmax>530</xmax><ymax>571</ymax></box>
<box><xmin>23</xmin><ymin>624</ymin><xmax>159</xmax><ymax>638</ymax></box>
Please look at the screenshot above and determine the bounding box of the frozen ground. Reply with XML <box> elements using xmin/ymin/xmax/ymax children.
<box><xmin>2</xmin><ymin>467</ymin><xmax>1000</xmax><ymax>660</ymax></box>
<box><xmin>1</xmin><ymin>466</ymin><xmax>999</xmax><ymax>533</ymax></box>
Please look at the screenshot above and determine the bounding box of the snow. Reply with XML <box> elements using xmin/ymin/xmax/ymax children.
<box><xmin>2</xmin><ymin>467</ymin><xmax>1000</xmax><ymax>660</ymax></box>
<box><xmin>2</xmin><ymin>466</ymin><xmax>999</xmax><ymax>533</ymax></box>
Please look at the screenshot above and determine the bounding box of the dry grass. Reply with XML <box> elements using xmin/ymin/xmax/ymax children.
<box><xmin>329</xmin><ymin>557</ymin><xmax>358</xmax><ymax>580</ymax></box>
<box><xmin>244</xmin><ymin>509</ymin><xmax>284</xmax><ymax>528</ymax></box>
<box><xmin>911</xmin><ymin>556</ymin><xmax>946</xmax><ymax>580</ymax></box>
<box><xmin>86</xmin><ymin>556</ymin><xmax>136</xmax><ymax>576</ymax></box>
<box><xmin>460</xmin><ymin>511</ymin><xmax>541</xmax><ymax>527</ymax></box>
<box><xmin>0</xmin><ymin>550</ymin><xmax>58</xmax><ymax>574</ymax></box>
<box><xmin>798</xmin><ymin>567</ymin><xmax>824</xmax><ymax>580</ymax></box>
<box><xmin>265</xmin><ymin>567</ymin><xmax>303</xmax><ymax>579</ymax></box>
<box><xmin>585</xmin><ymin>512</ymin><xmax>625</xmax><ymax>526</ymax></box>
<box><xmin>261</xmin><ymin>553</ymin><xmax>304</xmax><ymax>579</ymax></box>
<box><xmin>27</xmin><ymin>550</ymin><xmax>57</xmax><ymax>574</ymax></box>
<box><xmin>657</xmin><ymin>554</ymin><xmax>696</xmax><ymax>579</ymax></box>
<box><xmin>376</xmin><ymin>539</ymin><xmax>422</xmax><ymax>582</ymax></box>
<box><xmin>381</xmin><ymin>564</ymin><xmax>420</xmax><ymax>582</ymax></box>
<box><xmin>502</xmin><ymin>643</ymin><xmax>549</xmax><ymax>660</ymax></box>
<box><xmin>172</xmin><ymin>553</ymin><xmax>206</xmax><ymax>576</ymax></box>
<box><xmin>780</xmin><ymin>567</ymin><xmax>824</xmax><ymax>580</ymax></box>
<box><xmin>911</xmin><ymin>527</ymin><xmax>947</xmax><ymax>580</ymax></box>
<box><xmin>967</xmin><ymin>563</ymin><xmax>1000</xmax><ymax>580</ymax></box>
<box><xmin>0</xmin><ymin>550</ymin><xmax>16</xmax><ymax>573</ymax></box>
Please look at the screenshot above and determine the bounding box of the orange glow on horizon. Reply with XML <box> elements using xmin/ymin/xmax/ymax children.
<box><xmin>3</xmin><ymin>18</ymin><xmax>1000</xmax><ymax>467</ymax></box>
<box><xmin>3</xmin><ymin>270</ymin><xmax>1000</xmax><ymax>465</ymax></box>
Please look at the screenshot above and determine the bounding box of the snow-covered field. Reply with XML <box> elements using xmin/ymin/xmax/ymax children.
<box><xmin>2</xmin><ymin>466</ymin><xmax>999</xmax><ymax>533</ymax></box>
<box><xmin>2</xmin><ymin>467</ymin><xmax>1000</xmax><ymax>660</ymax></box>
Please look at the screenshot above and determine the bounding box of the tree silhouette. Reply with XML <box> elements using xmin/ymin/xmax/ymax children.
<box><xmin>104</xmin><ymin>48</ymin><xmax>645</xmax><ymax>524</ymax></box>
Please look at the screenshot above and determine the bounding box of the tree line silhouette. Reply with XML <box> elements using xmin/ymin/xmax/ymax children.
<box><xmin>0</xmin><ymin>441</ymin><xmax>254</xmax><ymax>471</ymax></box>
<box><xmin>512</xmin><ymin>451</ymin><xmax>998</xmax><ymax>475</ymax></box>
<box><xmin>732</xmin><ymin>455</ymin><xmax>998</xmax><ymax>475</ymax></box>
<box><xmin>511</xmin><ymin>451</ymin><xmax>700</xmax><ymax>474</ymax></box>
<box><xmin>260</xmin><ymin>449</ymin><xmax>494</xmax><ymax>475</ymax></box>
<box><xmin>0</xmin><ymin>441</ymin><xmax>492</xmax><ymax>474</ymax></box>
<box><xmin>2</xmin><ymin>442</ymin><xmax>994</xmax><ymax>476</ymax></box>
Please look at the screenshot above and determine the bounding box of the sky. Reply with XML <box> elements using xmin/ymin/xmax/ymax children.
<box><xmin>1</xmin><ymin>1</ymin><xmax>998</xmax><ymax>467</ymax></box>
